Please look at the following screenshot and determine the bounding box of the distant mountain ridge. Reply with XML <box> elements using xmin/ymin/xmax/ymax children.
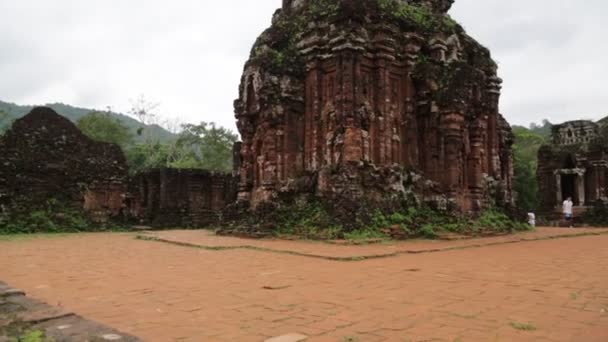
<box><xmin>0</xmin><ymin>100</ymin><xmax>176</xmax><ymax>143</ymax></box>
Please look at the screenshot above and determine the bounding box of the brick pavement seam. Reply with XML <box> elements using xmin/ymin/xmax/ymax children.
<box><xmin>134</xmin><ymin>235</ymin><xmax>399</xmax><ymax>261</ymax></box>
<box><xmin>24</xmin><ymin>313</ymin><xmax>77</xmax><ymax>325</ymax></box>
<box><xmin>0</xmin><ymin>290</ymin><xmax>26</xmax><ymax>298</ymax></box>
<box><xmin>135</xmin><ymin>230</ymin><xmax>608</xmax><ymax>262</ymax></box>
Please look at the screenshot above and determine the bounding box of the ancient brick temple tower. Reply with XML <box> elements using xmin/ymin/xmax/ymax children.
<box><xmin>538</xmin><ymin>120</ymin><xmax>608</xmax><ymax>211</ymax></box>
<box><xmin>234</xmin><ymin>0</ymin><xmax>514</xmax><ymax>214</ymax></box>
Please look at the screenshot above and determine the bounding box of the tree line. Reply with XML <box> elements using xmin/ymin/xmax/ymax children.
<box><xmin>75</xmin><ymin>97</ymin><xmax>238</xmax><ymax>174</ymax></box>
<box><xmin>512</xmin><ymin>120</ymin><xmax>552</xmax><ymax>213</ymax></box>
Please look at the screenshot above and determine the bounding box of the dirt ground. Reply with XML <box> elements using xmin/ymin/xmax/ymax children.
<box><xmin>1</xmin><ymin>228</ymin><xmax>607</xmax><ymax>341</ymax></box>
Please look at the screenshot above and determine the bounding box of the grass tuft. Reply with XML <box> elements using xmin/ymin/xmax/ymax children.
<box><xmin>510</xmin><ymin>321</ymin><xmax>537</xmax><ymax>331</ymax></box>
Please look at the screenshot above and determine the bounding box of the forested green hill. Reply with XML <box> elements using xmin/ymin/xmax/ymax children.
<box><xmin>0</xmin><ymin>100</ymin><xmax>175</xmax><ymax>143</ymax></box>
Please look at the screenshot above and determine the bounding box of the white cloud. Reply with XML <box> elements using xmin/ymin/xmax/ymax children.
<box><xmin>0</xmin><ymin>0</ymin><xmax>606</xmax><ymax>132</ymax></box>
<box><xmin>451</xmin><ymin>0</ymin><xmax>608</xmax><ymax>126</ymax></box>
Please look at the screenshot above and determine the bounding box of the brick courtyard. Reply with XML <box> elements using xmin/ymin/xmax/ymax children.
<box><xmin>1</xmin><ymin>228</ymin><xmax>607</xmax><ymax>341</ymax></box>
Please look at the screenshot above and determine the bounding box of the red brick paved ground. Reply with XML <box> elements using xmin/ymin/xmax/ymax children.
<box><xmin>1</xmin><ymin>229</ymin><xmax>607</xmax><ymax>341</ymax></box>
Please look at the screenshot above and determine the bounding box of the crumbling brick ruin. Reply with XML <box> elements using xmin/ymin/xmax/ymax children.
<box><xmin>128</xmin><ymin>169</ymin><xmax>237</xmax><ymax>227</ymax></box>
<box><xmin>0</xmin><ymin>107</ymin><xmax>239</xmax><ymax>229</ymax></box>
<box><xmin>538</xmin><ymin>120</ymin><xmax>608</xmax><ymax>212</ymax></box>
<box><xmin>233</xmin><ymin>0</ymin><xmax>514</xmax><ymax>225</ymax></box>
<box><xmin>0</xmin><ymin>107</ymin><xmax>128</xmax><ymax>223</ymax></box>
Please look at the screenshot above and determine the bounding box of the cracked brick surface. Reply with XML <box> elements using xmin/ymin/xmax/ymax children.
<box><xmin>1</xmin><ymin>231</ymin><xmax>607</xmax><ymax>341</ymax></box>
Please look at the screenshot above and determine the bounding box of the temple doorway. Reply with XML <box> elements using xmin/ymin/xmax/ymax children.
<box><xmin>561</xmin><ymin>174</ymin><xmax>578</xmax><ymax>206</ymax></box>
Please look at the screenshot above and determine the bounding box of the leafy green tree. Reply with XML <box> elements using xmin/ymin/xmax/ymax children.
<box><xmin>126</xmin><ymin>142</ymin><xmax>172</xmax><ymax>174</ymax></box>
<box><xmin>512</xmin><ymin>126</ymin><xmax>547</xmax><ymax>212</ymax></box>
<box><xmin>77</xmin><ymin>111</ymin><xmax>134</xmax><ymax>148</ymax></box>
<box><xmin>171</xmin><ymin>122</ymin><xmax>239</xmax><ymax>172</ymax></box>
<box><xmin>125</xmin><ymin>122</ymin><xmax>238</xmax><ymax>174</ymax></box>
<box><xmin>121</xmin><ymin>96</ymin><xmax>239</xmax><ymax>174</ymax></box>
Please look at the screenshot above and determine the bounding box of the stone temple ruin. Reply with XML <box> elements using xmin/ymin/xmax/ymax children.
<box><xmin>538</xmin><ymin>120</ymin><xmax>608</xmax><ymax>212</ymax></box>
<box><xmin>0</xmin><ymin>107</ymin><xmax>129</xmax><ymax>223</ymax></box>
<box><xmin>233</xmin><ymin>0</ymin><xmax>514</xmax><ymax>220</ymax></box>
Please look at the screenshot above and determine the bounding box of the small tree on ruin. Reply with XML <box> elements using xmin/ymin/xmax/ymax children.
<box><xmin>77</xmin><ymin>111</ymin><xmax>134</xmax><ymax>148</ymax></box>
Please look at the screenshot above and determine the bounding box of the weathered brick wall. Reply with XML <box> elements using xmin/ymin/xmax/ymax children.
<box><xmin>0</xmin><ymin>107</ymin><xmax>128</xmax><ymax>222</ymax></box>
<box><xmin>129</xmin><ymin>169</ymin><xmax>238</xmax><ymax>227</ymax></box>
<box><xmin>551</xmin><ymin>120</ymin><xmax>599</xmax><ymax>145</ymax></box>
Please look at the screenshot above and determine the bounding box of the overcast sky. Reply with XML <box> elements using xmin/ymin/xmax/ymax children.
<box><xmin>0</xmin><ymin>0</ymin><xmax>606</xmax><ymax>132</ymax></box>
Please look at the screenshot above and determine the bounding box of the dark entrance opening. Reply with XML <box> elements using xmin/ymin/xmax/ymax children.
<box><xmin>561</xmin><ymin>154</ymin><xmax>579</xmax><ymax>206</ymax></box>
<box><xmin>561</xmin><ymin>174</ymin><xmax>578</xmax><ymax>206</ymax></box>
<box><xmin>563</xmin><ymin>154</ymin><xmax>576</xmax><ymax>169</ymax></box>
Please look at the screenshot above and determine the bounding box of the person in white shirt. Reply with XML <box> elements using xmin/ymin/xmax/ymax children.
<box><xmin>563</xmin><ymin>197</ymin><xmax>574</xmax><ymax>228</ymax></box>
<box><xmin>527</xmin><ymin>212</ymin><xmax>536</xmax><ymax>227</ymax></box>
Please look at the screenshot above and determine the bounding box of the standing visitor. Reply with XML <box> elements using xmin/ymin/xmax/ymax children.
<box><xmin>528</xmin><ymin>212</ymin><xmax>536</xmax><ymax>227</ymax></box>
<box><xmin>563</xmin><ymin>197</ymin><xmax>574</xmax><ymax>228</ymax></box>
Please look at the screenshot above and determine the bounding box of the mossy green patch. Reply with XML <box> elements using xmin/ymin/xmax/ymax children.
<box><xmin>261</xmin><ymin>199</ymin><xmax>529</xmax><ymax>240</ymax></box>
<box><xmin>0</xmin><ymin>198</ymin><xmax>129</xmax><ymax>234</ymax></box>
<box><xmin>378</xmin><ymin>0</ymin><xmax>460</xmax><ymax>34</ymax></box>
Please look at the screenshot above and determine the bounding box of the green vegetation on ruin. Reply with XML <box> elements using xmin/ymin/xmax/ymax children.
<box><xmin>9</xmin><ymin>329</ymin><xmax>47</xmax><ymax>342</ymax></box>
<box><xmin>0</xmin><ymin>315</ymin><xmax>52</xmax><ymax>342</ymax></box>
<box><xmin>249</xmin><ymin>0</ymin><xmax>482</xmax><ymax>79</ymax></box>
<box><xmin>0</xmin><ymin>199</ymin><xmax>128</xmax><ymax>235</ymax></box>
<box><xmin>268</xmin><ymin>201</ymin><xmax>530</xmax><ymax>241</ymax></box>
<box><xmin>413</xmin><ymin>58</ymin><xmax>487</xmax><ymax>108</ymax></box>
<box><xmin>377</xmin><ymin>0</ymin><xmax>459</xmax><ymax>34</ymax></box>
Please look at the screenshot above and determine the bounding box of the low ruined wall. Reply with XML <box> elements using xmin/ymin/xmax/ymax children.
<box><xmin>129</xmin><ymin>169</ymin><xmax>238</xmax><ymax>227</ymax></box>
<box><xmin>0</xmin><ymin>107</ymin><xmax>128</xmax><ymax>223</ymax></box>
